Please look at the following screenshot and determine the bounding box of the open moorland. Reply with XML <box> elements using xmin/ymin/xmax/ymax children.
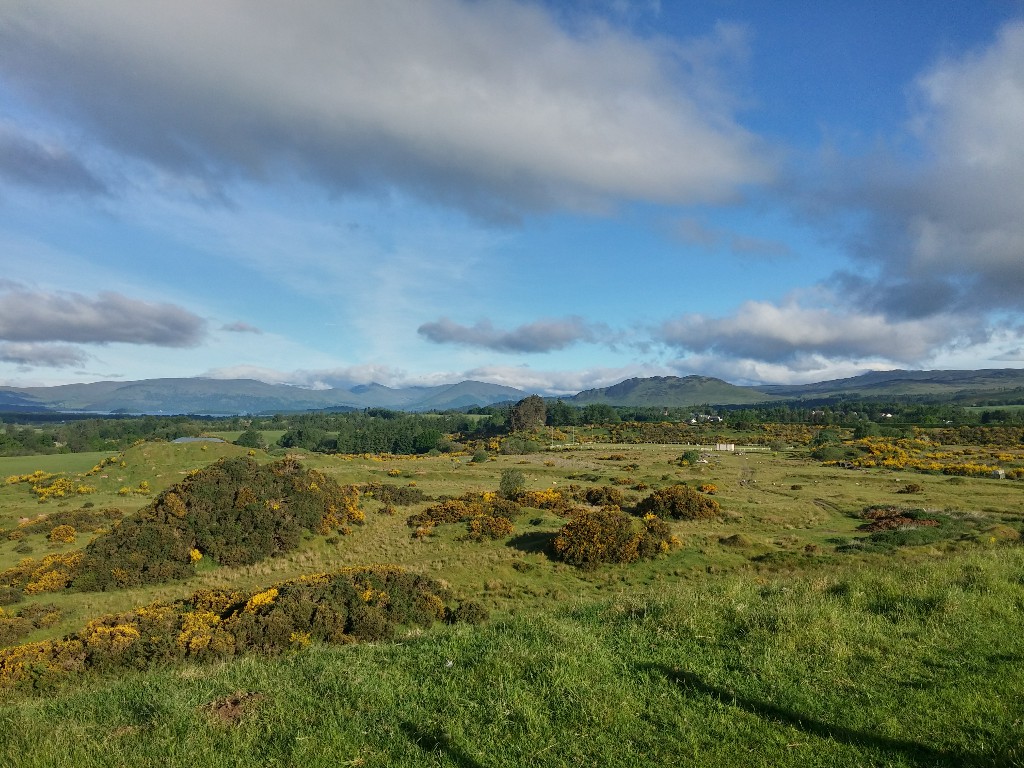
<box><xmin>0</xmin><ymin>417</ymin><xmax>1022</xmax><ymax>767</ymax></box>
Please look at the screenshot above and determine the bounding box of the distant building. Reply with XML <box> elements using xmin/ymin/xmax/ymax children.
<box><xmin>715</xmin><ymin>443</ymin><xmax>735</xmax><ymax>451</ymax></box>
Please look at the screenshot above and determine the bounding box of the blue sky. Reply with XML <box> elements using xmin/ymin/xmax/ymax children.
<box><xmin>2</xmin><ymin>0</ymin><xmax>1024</xmax><ymax>395</ymax></box>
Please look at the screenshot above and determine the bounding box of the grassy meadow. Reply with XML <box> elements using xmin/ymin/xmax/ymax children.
<box><xmin>1</xmin><ymin>434</ymin><xmax>1023</xmax><ymax>766</ymax></box>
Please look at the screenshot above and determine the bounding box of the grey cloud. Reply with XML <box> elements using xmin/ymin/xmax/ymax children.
<box><xmin>221</xmin><ymin>321</ymin><xmax>263</xmax><ymax>334</ymax></box>
<box><xmin>0</xmin><ymin>125</ymin><xmax>107</xmax><ymax>195</ymax></box>
<box><xmin>0</xmin><ymin>342</ymin><xmax>89</xmax><ymax>368</ymax></box>
<box><xmin>0</xmin><ymin>1</ymin><xmax>770</xmax><ymax>219</ymax></box>
<box><xmin>0</xmin><ymin>288</ymin><xmax>206</xmax><ymax>347</ymax></box>
<box><xmin>806</xmin><ymin>21</ymin><xmax>1024</xmax><ymax>317</ymax></box>
<box><xmin>419</xmin><ymin>316</ymin><xmax>602</xmax><ymax>353</ymax></box>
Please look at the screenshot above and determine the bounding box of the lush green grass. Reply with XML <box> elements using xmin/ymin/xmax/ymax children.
<box><xmin>1</xmin><ymin>547</ymin><xmax>1021</xmax><ymax>767</ymax></box>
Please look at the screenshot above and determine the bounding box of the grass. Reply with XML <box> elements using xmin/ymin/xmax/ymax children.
<box><xmin>1</xmin><ymin>437</ymin><xmax>1024</xmax><ymax>765</ymax></box>
<box><xmin>0</xmin><ymin>547</ymin><xmax>1021</xmax><ymax>766</ymax></box>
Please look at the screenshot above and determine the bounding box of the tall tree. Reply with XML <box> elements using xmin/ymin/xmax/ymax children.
<box><xmin>509</xmin><ymin>395</ymin><xmax>546</xmax><ymax>432</ymax></box>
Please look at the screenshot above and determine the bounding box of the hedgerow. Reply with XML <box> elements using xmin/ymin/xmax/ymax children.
<box><xmin>0</xmin><ymin>567</ymin><xmax>469</xmax><ymax>691</ymax></box>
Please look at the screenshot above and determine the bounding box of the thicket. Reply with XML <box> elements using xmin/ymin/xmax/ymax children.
<box><xmin>0</xmin><ymin>567</ymin><xmax>474</xmax><ymax>691</ymax></box>
<box><xmin>633</xmin><ymin>484</ymin><xmax>721</xmax><ymax>520</ymax></box>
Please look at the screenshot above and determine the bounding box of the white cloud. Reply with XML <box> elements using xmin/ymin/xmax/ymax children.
<box><xmin>0</xmin><ymin>0</ymin><xmax>771</xmax><ymax>218</ymax></box>
<box><xmin>660</xmin><ymin>298</ymin><xmax>979</xmax><ymax>365</ymax></box>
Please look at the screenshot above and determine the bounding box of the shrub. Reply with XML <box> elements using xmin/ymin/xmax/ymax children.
<box><xmin>634</xmin><ymin>484</ymin><xmax>721</xmax><ymax>520</ymax></box>
<box><xmin>579</xmin><ymin>485</ymin><xmax>625</xmax><ymax>508</ymax></box>
<box><xmin>498</xmin><ymin>469</ymin><xmax>526</xmax><ymax>499</ymax></box>
<box><xmin>72</xmin><ymin>457</ymin><xmax>364</xmax><ymax>591</ymax></box>
<box><xmin>471</xmin><ymin>450</ymin><xmax>489</xmax><ymax>463</ymax></box>
<box><xmin>552</xmin><ymin>507</ymin><xmax>640</xmax><ymax>568</ymax></box>
<box><xmin>48</xmin><ymin>525</ymin><xmax>77</xmax><ymax>544</ymax></box>
<box><xmin>463</xmin><ymin>515</ymin><xmax>514</xmax><ymax>542</ymax></box>
<box><xmin>362</xmin><ymin>482</ymin><xmax>429</xmax><ymax>506</ymax></box>
<box><xmin>697</xmin><ymin>484</ymin><xmax>718</xmax><ymax>495</ymax></box>
<box><xmin>679</xmin><ymin>450</ymin><xmax>701</xmax><ymax>465</ymax></box>
<box><xmin>897</xmin><ymin>483</ymin><xmax>924</xmax><ymax>494</ymax></box>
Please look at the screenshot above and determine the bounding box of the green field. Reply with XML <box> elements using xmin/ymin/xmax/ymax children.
<box><xmin>1</xmin><ymin>437</ymin><xmax>1023</xmax><ymax>766</ymax></box>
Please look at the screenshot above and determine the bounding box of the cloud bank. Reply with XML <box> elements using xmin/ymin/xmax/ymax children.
<box><xmin>0</xmin><ymin>0</ymin><xmax>770</xmax><ymax>219</ymax></box>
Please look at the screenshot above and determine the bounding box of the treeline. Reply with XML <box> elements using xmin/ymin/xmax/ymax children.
<box><xmin>3</xmin><ymin>399</ymin><xmax>1022</xmax><ymax>458</ymax></box>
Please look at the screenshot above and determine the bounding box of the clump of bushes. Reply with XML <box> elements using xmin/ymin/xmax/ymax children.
<box><xmin>0</xmin><ymin>567</ymin><xmax>470</xmax><ymax>691</ymax></box>
<box><xmin>462</xmin><ymin>515</ymin><xmax>515</xmax><ymax>542</ymax></box>
<box><xmin>0</xmin><ymin>603</ymin><xmax>62</xmax><ymax>647</ymax></box>
<box><xmin>361</xmin><ymin>482</ymin><xmax>430</xmax><ymax>506</ymax></box>
<box><xmin>551</xmin><ymin>508</ymin><xmax>679</xmax><ymax>569</ymax></box>
<box><xmin>633</xmin><ymin>484</ymin><xmax>721</xmax><ymax>520</ymax></box>
<box><xmin>407</xmin><ymin>492</ymin><xmax>522</xmax><ymax>534</ymax></box>
<box><xmin>48</xmin><ymin>525</ymin><xmax>77</xmax><ymax>544</ymax></box>
<box><xmin>11</xmin><ymin>507</ymin><xmax>123</xmax><ymax>537</ymax></box>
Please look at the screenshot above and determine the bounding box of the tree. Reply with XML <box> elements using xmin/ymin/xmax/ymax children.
<box><xmin>509</xmin><ymin>395</ymin><xmax>546</xmax><ymax>432</ymax></box>
<box><xmin>498</xmin><ymin>468</ymin><xmax>526</xmax><ymax>499</ymax></box>
<box><xmin>581</xmin><ymin>403</ymin><xmax>620</xmax><ymax>425</ymax></box>
<box><xmin>234</xmin><ymin>428</ymin><xmax>265</xmax><ymax>449</ymax></box>
<box><xmin>546</xmin><ymin>399</ymin><xmax>580</xmax><ymax>427</ymax></box>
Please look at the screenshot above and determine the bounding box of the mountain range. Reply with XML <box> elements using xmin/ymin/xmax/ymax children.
<box><xmin>2</xmin><ymin>368</ymin><xmax>1024</xmax><ymax>415</ymax></box>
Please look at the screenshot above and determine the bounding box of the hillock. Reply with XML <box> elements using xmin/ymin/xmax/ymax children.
<box><xmin>1</xmin><ymin>457</ymin><xmax>364</xmax><ymax>593</ymax></box>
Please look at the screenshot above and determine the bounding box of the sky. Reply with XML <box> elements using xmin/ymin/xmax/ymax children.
<box><xmin>2</xmin><ymin>0</ymin><xmax>1024</xmax><ymax>396</ymax></box>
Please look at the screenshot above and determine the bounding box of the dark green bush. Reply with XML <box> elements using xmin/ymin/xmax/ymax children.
<box><xmin>634</xmin><ymin>484</ymin><xmax>720</xmax><ymax>520</ymax></box>
<box><xmin>552</xmin><ymin>507</ymin><xmax>640</xmax><ymax>568</ymax></box>
<box><xmin>362</xmin><ymin>482</ymin><xmax>430</xmax><ymax>506</ymax></box>
<box><xmin>73</xmin><ymin>457</ymin><xmax>363</xmax><ymax>591</ymax></box>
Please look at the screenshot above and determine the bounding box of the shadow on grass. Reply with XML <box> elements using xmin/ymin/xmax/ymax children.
<box><xmin>644</xmin><ymin>664</ymin><xmax>1014</xmax><ymax>768</ymax></box>
<box><xmin>399</xmin><ymin>721</ymin><xmax>485</xmax><ymax>768</ymax></box>
<box><xmin>506</xmin><ymin>531</ymin><xmax>555</xmax><ymax>555</ymax></box>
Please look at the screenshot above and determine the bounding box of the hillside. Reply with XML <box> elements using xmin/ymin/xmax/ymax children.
<box><xmin>4</xmin><ymin>368</ymin><xmax>1024</xmax><ymax>415</ymax></box>
<box><xmin>753</xmin><ymin>368</ymin><xmax>1024</xmax><ymax>401</ymax></box>
<box><xmin>570</xmin><ymin>375</ymin><xmax>779</xmax><ymax>407</ymax></box>
<box><xmin>2</xmin><ymin>378</ymin><xmax>526</xmax><ymax>415</ymax></box>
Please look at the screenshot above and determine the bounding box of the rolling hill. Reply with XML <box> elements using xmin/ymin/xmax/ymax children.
<box><xmin>0</xmin><ymin>378</ymin><xmax>526</xmax><ymax>415</ymax></box>
<box><xmin>569</xmin><ymin>375</ymin><xmax>780</xmax><ymax>407</ymax></box>
<box><xmin>4</xmin><ymin>368</ymin><xmax>1024</xmax><ymax>415</ymax></box>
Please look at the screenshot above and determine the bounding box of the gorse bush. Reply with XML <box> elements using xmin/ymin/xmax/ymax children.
<box><xmin>552</xmin><ymin>507</ymin><xmax>679</xmax><ymax>568</ymax></box>
<box><xmin>1</xmin><ymin>457</ymin><xmax>364</xmax><ymax>593</ymax></box>
<box><xmin>361</xmin><ymin>482</ymin><xmax>430</xmax><ymax>507</ymax></box>
<box><xmin>633</xmin><ymin>484</ymin><xmax>721</xmax><ymax>520</ymax></box>
<box><xmin>80</xmin><ymin>457</ymin><xmax>363</xmax><ymax>590</ymax></box>
<box><xmin>0</xmin><ymin>567</ymin><xmax>463</xmax><ymax>690</ymax></box>
<box><xmin>462</xmin><ymin>514</ymin><xmax>515</xmax><ymax>542</ymax></box>
<box><xmin>406</xmin><ymin>492</ymin><xmax>521</xmax><ymax>531</ymax></box>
